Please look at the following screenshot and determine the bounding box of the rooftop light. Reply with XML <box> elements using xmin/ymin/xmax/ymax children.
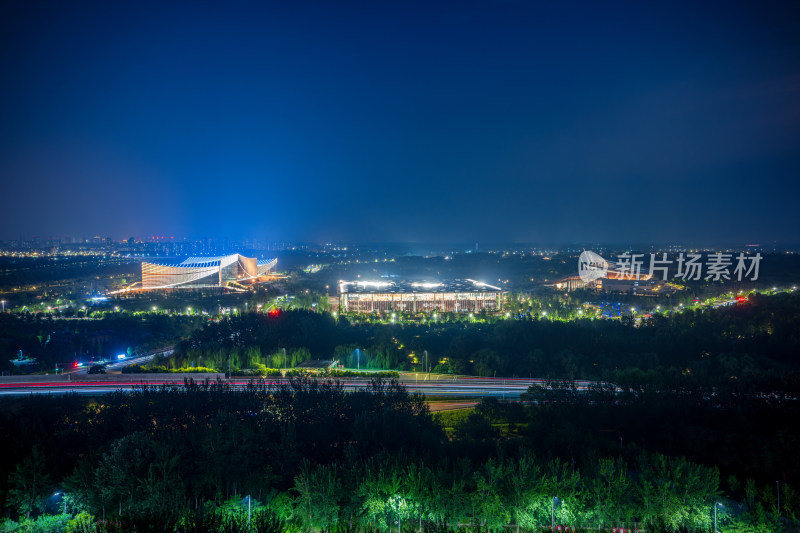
<box><xmin>411</xmin><ymin>282</ymin><xmax>443</xmax><ymax>289</ymax></box>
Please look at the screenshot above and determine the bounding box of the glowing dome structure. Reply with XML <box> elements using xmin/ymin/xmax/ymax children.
<box><xmin>141</xmin><ymin>254</ymin><xmax>277</xmax><ymax>289</ymax></box>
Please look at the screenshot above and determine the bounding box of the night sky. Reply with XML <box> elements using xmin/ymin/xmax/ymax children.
<box><xmin>1</xmin><ymin>1</ymin><xmax>799</xmax><ymax>244</ymax></box>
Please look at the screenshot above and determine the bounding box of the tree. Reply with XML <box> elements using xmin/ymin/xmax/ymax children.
<box><xmin>507</xmin><ymin>453</ymin><xmax>542</xmax><ymax>533</ymax></box>
<box><xmin>583</xmin><ymin>457</ymin><xmax>631</xmax><ymax>528</ymax></box>
<box><xmin>404</xmin><ymin>463</ymin><xmax>432</xmax><ymax>533</ymax></box>
<box><xmin>6</xmin><ymin>445</ymin><xmax>51</xmax><ymax>519</ymax></box>
<box><xmin>472</xmin><ymin>457</ymin><xmax>510</xmax><ymax>532</ymax></box>
<box><xmin>293</xmin><ymin>461</ymin><xmax>340</xmax><ymax>532</ymax></box>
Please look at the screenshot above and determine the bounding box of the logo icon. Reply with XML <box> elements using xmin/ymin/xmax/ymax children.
<box><xmin>578</xmin><ymin>250</ymin><xmax>609</xmax><ymax>283</ymax></box>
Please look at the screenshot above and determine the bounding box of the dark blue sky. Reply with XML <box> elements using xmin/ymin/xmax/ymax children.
<box><xmin>1</xmin><ymin>1</ymin><xmax>799</xmax><ymax>244</ymax></box>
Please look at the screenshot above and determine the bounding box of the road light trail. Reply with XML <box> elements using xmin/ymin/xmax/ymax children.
<box><xmin>0</xmin><ymin>373</ymin><xmax>599</xmax><ymax>398</ymax></box>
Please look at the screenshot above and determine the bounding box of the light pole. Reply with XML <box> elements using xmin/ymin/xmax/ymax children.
<box><xmin>714</xmin><ymin>502</ymin><xmax>723</xmax><ymax>533</ymax></box>
<box><xmin>247</xmin><ymin>495</ymin><xmax>251</xmax><ymax>528</ymax></box>
<box><xmin>424</xmin><ymin>350</ymin><xmax>428</xmax><ymax>375</ymax></box>
<box><xmin>283</xmin><ymin>348</ymin><xmax>286</xmax><ymax>373</ymax></box>
<box><xmin>551</xmin><ymin>496</ymin><xmax>558</xmax><ymax>530</ymax></box>
<box><xmin>1</xmin><ymin>300</ymin><xmax>6</xmax><ymax>313</ymax></box>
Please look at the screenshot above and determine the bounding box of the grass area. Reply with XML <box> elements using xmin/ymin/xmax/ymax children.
<box><xmin>432</xmin><ymin>404</ymin><xmax>528</xmax><ymax>440</ymax></box>
<box><xmin>432</xmin><ymin>407</ymin><xmax>473</xmax><ymax>438</ymax></box>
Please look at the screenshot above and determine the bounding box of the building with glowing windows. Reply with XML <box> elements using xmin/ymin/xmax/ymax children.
<box><xmin>141</xmin><ymin>254</ymin><xmax>277</xmax><ymax>289</ymax></box>
<box><xmin>338</xmin><ymin>279</ymin><xmax>503</xmax><ymax>314</ymax></box>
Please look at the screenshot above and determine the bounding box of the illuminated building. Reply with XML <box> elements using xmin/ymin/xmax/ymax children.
<box><xmin>551</xmin><ymin>270</ymin><xmax>679</xmax><ymax>296</ymax></box>
<box><xmin>338</xmin><ymin>279</ymin><xmax>503</xmax><ymax>313</ymax></box>
<box><xmin>141</xmin><ymin>254</ymin><xmax>277</xmax><ymax>289</ymax></box>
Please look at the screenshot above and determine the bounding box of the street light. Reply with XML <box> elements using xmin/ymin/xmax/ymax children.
<box><xmin>1</xmin><ymin>300</ymin><xmax>6</xmax><ymax>313</ymax></box>
<box><xmin>714</xmin><ymin>502</ymin><xmax>723</xmax><ymax>533</ymax></box>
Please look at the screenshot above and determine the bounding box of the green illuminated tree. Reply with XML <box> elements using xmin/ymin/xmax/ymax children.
<box><xmin>507</xmin><ymin>453</ymin><xmax>543</xmax><ymax>532</ymax></box>
<box><xmin>472</xmin><ymin>457</ymin><xmax>510</xmax><ymax>532</ymax></box>
<box><xmin>586</xmin><ymin>457</ymin><xmax>632</xmax><ymax>529</ymax></box>
<box><xmin>293</xmin><ymin>461</ymin><xmax>340</xmax><ymax>532</ymax></box>
<box><xmin>404</xmin><ymin>463</ymin><xmax>433</xmax><ymax>533</ymax></box>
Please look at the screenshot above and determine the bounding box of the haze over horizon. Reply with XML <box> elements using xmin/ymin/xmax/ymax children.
<box><xmin>1</xmin><ymin>1</ymin><xmax>799</xmax><ymax>244</ymax></box>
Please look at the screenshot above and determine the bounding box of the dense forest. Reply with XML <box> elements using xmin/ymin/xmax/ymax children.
<box><xmin>1</xmin><ymin>379</ymin><xmax>793</xmax><ymax>532</ymax></box>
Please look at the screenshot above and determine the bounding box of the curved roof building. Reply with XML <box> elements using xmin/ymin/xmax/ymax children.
<box><xmin>141</xmin><ymin>254</ymin><xmax>277</xmax><ymax>289</ymax></box>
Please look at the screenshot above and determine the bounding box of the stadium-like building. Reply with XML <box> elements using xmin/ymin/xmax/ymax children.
<box><xmin>141</xmin><ymin>254</ymin><xmax>277</xmax><ymax>289</ymax></box>
<box><xmin>338</xmin><ymin>279</ymin><xmax>503</xmax><ymax>314</ymax></box>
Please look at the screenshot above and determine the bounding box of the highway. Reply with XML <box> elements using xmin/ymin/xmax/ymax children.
<box><xmin>61</xmin><ymin>348</ymin><xmax>173</xmax><ymax>375</ymax></box>
<box><xmin>0</xmin><ymin>372</ymin><xmax>597</xmax><ymax>400</ymax></box>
